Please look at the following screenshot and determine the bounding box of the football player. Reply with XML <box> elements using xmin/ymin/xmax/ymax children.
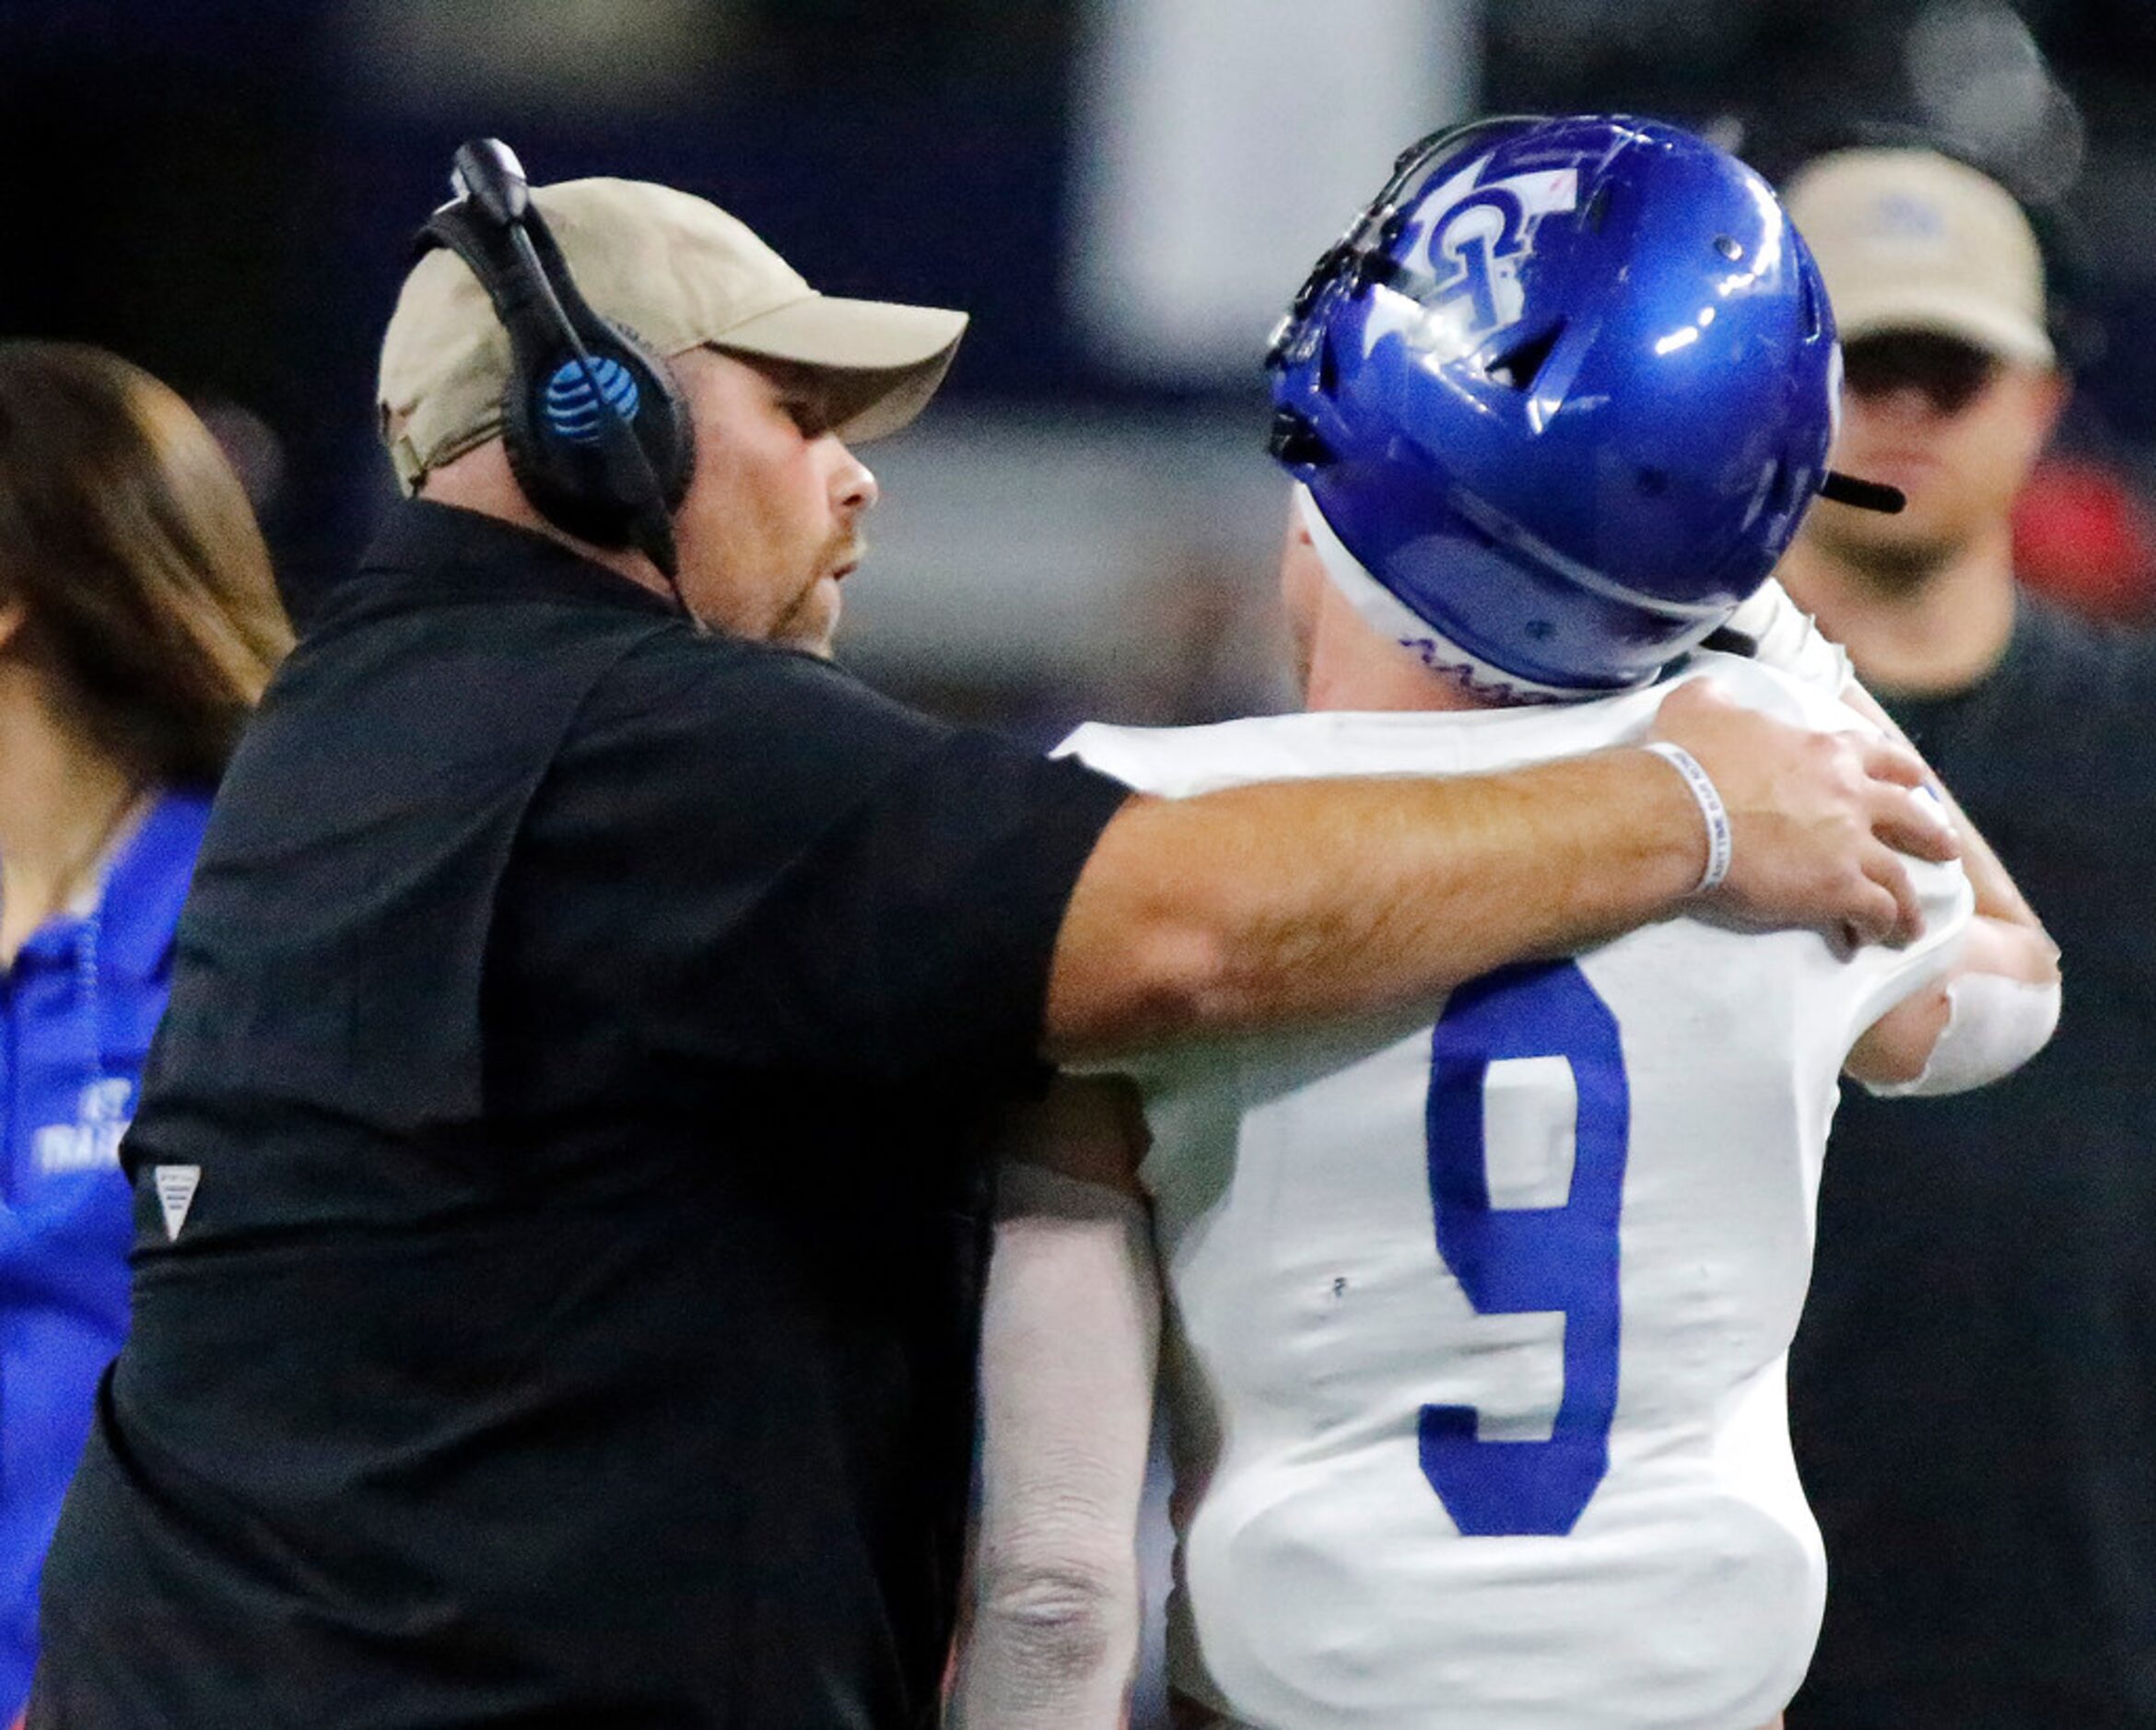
<box><xmin>950</xmin><ymin>115</ymin><xmax>2059</xmax><ymax>1730</ymax></box>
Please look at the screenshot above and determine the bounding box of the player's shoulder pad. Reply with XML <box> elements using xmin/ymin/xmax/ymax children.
<box><xmin>1667</xmin><ymin>649</ymin><xmax>1878</xmax><ymax>743</ymax></box>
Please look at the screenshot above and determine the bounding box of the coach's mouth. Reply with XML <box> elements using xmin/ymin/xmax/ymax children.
<box><xmin>828</xmin><ymin>535</ymin><xmax>867</xmax><ymax>584</ymax></box>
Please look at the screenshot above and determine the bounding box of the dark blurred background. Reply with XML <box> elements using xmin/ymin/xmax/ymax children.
<box><xmin>5</xmin><ymin>0</ymin><xmax>2151</xmax><ymax>728</ymax></box>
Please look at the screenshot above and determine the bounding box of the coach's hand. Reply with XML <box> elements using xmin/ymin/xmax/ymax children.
<box><xmin>1651</xmin><ymin>678</ymin><xmax>1958</xmax><ymax>949</ymax></box>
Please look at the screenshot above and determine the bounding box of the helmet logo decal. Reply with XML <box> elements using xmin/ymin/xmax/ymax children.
<box><xmin>1430</xmin><ymin>189</ymin><xmax>1531</xmax><ymax>333</ymax></box>
<box><xmin>1377</xmin><ymin>167</ymin><xmax>1579</xmax><ymax>366</ymax></box>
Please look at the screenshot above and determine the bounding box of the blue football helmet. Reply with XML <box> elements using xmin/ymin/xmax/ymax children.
<box><xmin>1269</xmin><ymin>114</ymin><xmax>1874</xmax><ymax>697</ymax></box>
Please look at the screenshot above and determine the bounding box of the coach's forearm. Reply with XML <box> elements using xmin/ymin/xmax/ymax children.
<box><xmin>1044</xmin><ymin>748</ymin><xmax>1701</xmax><ymax>1060</ymax></box>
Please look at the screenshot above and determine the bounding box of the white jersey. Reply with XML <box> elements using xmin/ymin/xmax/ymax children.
<box><xmin>1059</xmin><ymin>655</ymin><xmax>1970</xmax><ymax>1730</ymax></box>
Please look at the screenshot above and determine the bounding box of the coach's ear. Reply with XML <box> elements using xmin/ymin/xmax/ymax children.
<box><xmin>0</xmin><ymin>593</ymin><xmax>24</xmax><ymax>657</ymax></box>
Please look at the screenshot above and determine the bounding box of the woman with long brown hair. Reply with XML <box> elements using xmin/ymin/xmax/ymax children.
<box><xmin>0</xmin><ymin>342</ymin><xmax>290</xmax><ymax>1723</ymax></box>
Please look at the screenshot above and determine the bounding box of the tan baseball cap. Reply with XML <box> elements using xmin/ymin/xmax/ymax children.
<box><xmin>1784</xmin><ymin>147</ymin><xmax>2053</xmax><ymax>367</ymax></box>
<box><xmin>378</xmin><ymin>177</ymin><xmax>969</xmax><ymax>493</ymax></box>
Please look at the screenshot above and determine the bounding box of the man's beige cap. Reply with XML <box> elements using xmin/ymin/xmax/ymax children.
<box><xmin>1784</xmin><ymin>147</ymin><xmax>2053</xmax><ymax>366</ymax></box>
<box><xmin>378</xmin><ymin>177</ymin><xmax>969</xmax><ymax>493</ymax></box>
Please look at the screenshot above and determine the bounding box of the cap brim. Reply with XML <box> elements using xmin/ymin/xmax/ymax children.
<box><xmin>1834</xmin><ymin>288</ymin><xmax>2054</xmax><ymax>367</ymax></box>
<box><xmin>711</xmin><ymin>294</ymin><xmax>968</xmax><ymax>441</ymax></box>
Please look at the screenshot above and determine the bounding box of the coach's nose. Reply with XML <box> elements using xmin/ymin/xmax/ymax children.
<box><xmin>831</xmin><ymin>442</ymin><xmax>878</xmax><ymax>519</ymax></box>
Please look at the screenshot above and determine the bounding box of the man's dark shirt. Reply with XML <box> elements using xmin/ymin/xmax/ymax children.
<box><xmin>30</xmin><ymin>502</ymin><xmax>1131</xmax><ymax>1729</ymax></box>
<box><xmin>1790</xmin><ymin>595</ymin><xmax>2156</xmax><ymax>1728</ymax></box>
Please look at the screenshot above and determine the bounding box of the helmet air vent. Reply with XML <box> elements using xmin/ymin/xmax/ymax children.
<box><xmin>1487</xmin><ymin>321</ymin><xmax>1567</xmax><ymax>392</ymax></box>
<box><xmin>1799</xmin><ymin>270</ymin><xmax>1823</xmax><ymax>341</ymax></box>
<box><xmin>1318</xmin><ymin>332</ymin><xmax>1342</xmax><ymax>397</ymax></box>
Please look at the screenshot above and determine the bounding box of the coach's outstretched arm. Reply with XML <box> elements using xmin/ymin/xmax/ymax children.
<box><xmin>1045</xmin><ymin>679</ymin><xmax>1955</xmax><ymax>1060</ymax></box>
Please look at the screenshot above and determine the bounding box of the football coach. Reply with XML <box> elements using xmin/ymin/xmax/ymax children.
<box><xmin>30</xmin><ymin>146</ymin><xmax>1949</xmax><ymax>1728</ymax></box>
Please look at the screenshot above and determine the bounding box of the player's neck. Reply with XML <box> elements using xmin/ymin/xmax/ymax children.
<box><xmin>1302</xmin><ymin>626</ymin><xmax>1493</xmax><ymax>714</ymax></box>
<box><xmin>1775</xmin><ymin>521</ymin><xmax>2018</xmax><ymax>700</ymax></box>
<box><xmin>1297</xmin><ymin>587</ymin><xmax>1495</xmax><ymax>714</ymax></box>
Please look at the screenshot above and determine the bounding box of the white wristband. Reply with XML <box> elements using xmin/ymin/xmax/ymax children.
<box><xmin>1644</xmin><ymin>742</ymin><xmax>1732</xmax><ymax>894</ymax></box>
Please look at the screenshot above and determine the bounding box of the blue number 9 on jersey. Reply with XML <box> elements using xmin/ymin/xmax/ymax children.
<box><xmin>1420</xmin><ymin>959</ymin><xmax>1629</xmax><ymax>1537</ymax></box>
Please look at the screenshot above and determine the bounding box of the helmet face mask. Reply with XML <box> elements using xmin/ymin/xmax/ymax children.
<box><xmin>1269</xmin><ymin>114</ymin><xmax>1843</xmax><ymax>696</ymax></box>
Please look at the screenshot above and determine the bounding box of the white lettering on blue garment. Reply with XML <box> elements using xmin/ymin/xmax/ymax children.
<box><xmin>33</xmin><ymin>1078</ymin><xmax>135</xmax><ymax>1175</ymax></box>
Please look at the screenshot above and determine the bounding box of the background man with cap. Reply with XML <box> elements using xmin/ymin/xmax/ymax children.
<box><xmin>1776</xmin><ymin>147</ymin><xmax>2156</xmax><ymax>1728</ymax></box>
<box><xmin>29</xmin><ymin>166</ymin><xmax>1950</xmax><ymax>1727</ymax></box>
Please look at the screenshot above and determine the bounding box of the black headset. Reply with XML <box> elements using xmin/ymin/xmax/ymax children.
<box><xmin>418</xmin><ymin>139</ymin><xmax>697</xmax><ymax>608</ymax></box>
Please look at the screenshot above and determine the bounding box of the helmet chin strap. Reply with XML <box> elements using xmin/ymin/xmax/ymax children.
<box><xmin>1291</xmin><ymin>484</ymin><xmax>1624</xmax><ymax>706</ymax></box>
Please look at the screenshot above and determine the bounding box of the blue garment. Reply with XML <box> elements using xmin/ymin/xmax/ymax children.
<box><xmin>0</xmin><ymin>789</ymin><xmax>208</xmax><ymax>1716</ymax></box>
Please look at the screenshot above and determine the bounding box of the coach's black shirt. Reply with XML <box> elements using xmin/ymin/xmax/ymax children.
<box><xmin>1790</xmin><ymin>596</ymin><xmax>2156</xmax><ymax>1728</ymax></box>
<box><xmin>31</xmin><ymin>501</ymin><xmax>1130</xmax><ymax>1729</ymax></box>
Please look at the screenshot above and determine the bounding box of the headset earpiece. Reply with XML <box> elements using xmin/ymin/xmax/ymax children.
<box><xmin>418</xmin><ymin>140</ymin><xmax>697</xmax><ymax>600</ymax></box>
